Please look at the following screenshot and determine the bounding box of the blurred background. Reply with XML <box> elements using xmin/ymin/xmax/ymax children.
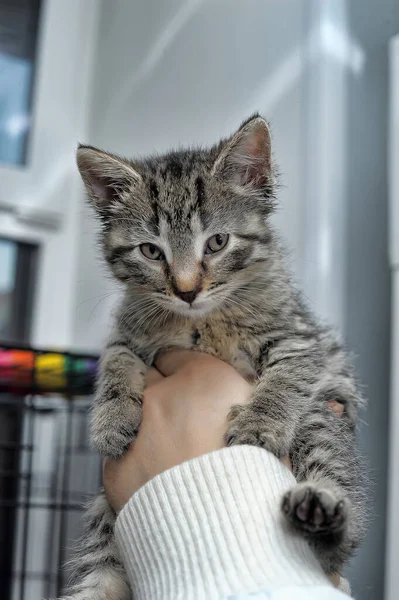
<box><xmin>0</xmin><ymin>0</ymin><xmax>398</xmax><ymax>598</ymax></box>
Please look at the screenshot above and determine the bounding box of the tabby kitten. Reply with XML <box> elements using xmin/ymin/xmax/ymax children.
<box><xmin>62</xmin><ymin>115</ymin><xmax>366</xmax><ymax>599</ymax></box>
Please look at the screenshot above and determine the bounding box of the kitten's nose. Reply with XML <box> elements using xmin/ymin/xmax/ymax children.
<box><xmin>177</xmin><ymin>290</ymin><xmax>198</xmax><ymax>304</ymax></box>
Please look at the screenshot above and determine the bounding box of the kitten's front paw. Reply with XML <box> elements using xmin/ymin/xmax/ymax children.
<box><xmin>92</xmin><ymin>422</ymin><xmax>138</xmax><ymax>459</ymax></box>
<box><xmin>91</xmin><ymin>391</ymin><xmax>142</xmax><ymax>458</ymax></box>
<box><xmin>282</xmin><ymin>483</ymin><xmax>349</xmax><ymax>535</ymax></box>
<box><xmin>225</xmin><ymin>404</ymin><xmax>287</xmax><ymax>457</ymax></box>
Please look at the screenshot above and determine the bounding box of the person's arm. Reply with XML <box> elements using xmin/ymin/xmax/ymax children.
<box><xmin>104</xmin><ymin>351</ymin><xmax>350</xmax><ymax>599</ymax></box>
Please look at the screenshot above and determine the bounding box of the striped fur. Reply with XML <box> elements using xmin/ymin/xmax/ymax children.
<box><xmin>61</xmin><ymin>115</ymin><xmax>367</xmax><ymax>599</ymax></box>
<box><xmin>59</xmin><ymin>493</ymin><xmax>129</xmax><ymax>600</ymax></box>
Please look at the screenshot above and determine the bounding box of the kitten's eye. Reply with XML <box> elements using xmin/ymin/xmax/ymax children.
<box><xmin>205</xmin><ymin>234</ymin><xmax>229</xmax><ymax>254</ymax></box>
<box><xmin>140</xmin><ymin>243</ymin><xmax>164</xmax><ymax>261</ymax></box>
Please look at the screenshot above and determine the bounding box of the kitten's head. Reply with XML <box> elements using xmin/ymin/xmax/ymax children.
<box><xmin>77</xmin><ymin>114</ymin><xmax>278</xmax><ymax>318</ymax></box>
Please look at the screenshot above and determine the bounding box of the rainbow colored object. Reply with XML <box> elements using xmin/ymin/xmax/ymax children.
<box><xmin>0</xmin><ymin>346</ymin><xmax>98</xmax><ymax>394</ymax></box>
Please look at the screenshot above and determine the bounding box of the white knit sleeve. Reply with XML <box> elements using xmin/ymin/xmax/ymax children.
<box><xmin>114</xmin><ymin>446</ymin><xmax>348</xmax><ymax>600</ymax></box>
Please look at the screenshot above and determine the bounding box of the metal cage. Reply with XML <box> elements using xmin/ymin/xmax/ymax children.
<box><xmin>0</xmin><ymin>345</ymin><xmax>100</xmax><ymax>600</ymax></box>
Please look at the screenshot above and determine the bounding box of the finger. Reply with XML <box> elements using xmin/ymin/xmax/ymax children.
<box><xmin>280</xmin><ymin>456</ymin><xmax>293</xmax><ymax>472</ymax></box>
<box><xmin>327</xmin><ymin>400</ymin><xmax>344</xmax><ymax>417</ymax></box>
<box><xmin>102</xmin><ymin>457</ymin><xmax>115</xmax><ymax>482</ymax></box>
<box><xmin>145</xmin><ymin>367</ymin><xmax>164</xmax><ymax>387</ymax></box>
<box><xmin>155</xmin><ymin>349</ymin><xmax>208</xmax><ymax>376</ymax></box>
<box><xmin>329</xmin><ymin>573</ymin><xmax>341</xmax><ymax>588</ymax></box>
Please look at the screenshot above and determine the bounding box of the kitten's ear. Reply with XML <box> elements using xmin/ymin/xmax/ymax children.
<box><xmin>76</xmin><ymin>145</ymin><xmax>141</xmax><ymax>212</ymax></box>
<box><xmin>212</xmin><ymin>115</ymin><xmax>272</xmax><ymax>193</ymax></box>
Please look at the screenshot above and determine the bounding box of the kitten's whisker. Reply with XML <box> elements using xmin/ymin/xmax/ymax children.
<box><xmin>120</xmin><ymin>301</ymin><xmax>160</xmax><ymax>330</ymax></box>
<box><xmin>77</xmin><ymin>291</ymin><xmax>119</xmax><ymax>309</ymax></box>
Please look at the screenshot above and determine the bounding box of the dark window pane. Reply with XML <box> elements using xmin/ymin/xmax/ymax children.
<box><xmin>0</xmin><ymin>238</ymin><xmax>38</xmax><ymax>343</ymax></box>
<box><xmin>0</xmin><ymin>0</ymin><xmax>42</xmax><ymax>165</ymax></box>
<box><xmin>0</xmin><ymin>240</ymin><xmax>17</xmax><ymax>338</ymax></box>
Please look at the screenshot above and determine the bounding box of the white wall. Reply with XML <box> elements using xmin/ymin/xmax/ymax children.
<box><xmin>72</xmin><ymin>0</ymin><xmax>307</xmax><ymax>350</ymax></box>
<box><xmin>0</xmin><ymin>0</ymin><xmax>100</xmax><ymax>348</ymax></box>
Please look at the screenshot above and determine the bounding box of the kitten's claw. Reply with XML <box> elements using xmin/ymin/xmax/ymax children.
<box><xmin>282</xmin><ymin>483</ymin><xmax>349</xmax><ymax>534</ymax></box>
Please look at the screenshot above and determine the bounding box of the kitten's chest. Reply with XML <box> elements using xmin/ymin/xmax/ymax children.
<box><xmin>196</xmin><ymin>320</ymin><xmax>260</xmax><ymax>381</ymax></box>
<box><xmin>146</xmin><ymin>318</ymin><xmax>261</xmax><ymax>381</ymax></box>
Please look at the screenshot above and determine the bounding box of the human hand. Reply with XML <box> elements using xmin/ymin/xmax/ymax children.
<box><xmin>103</xmin><ymin>350</ymin><xmax>344</xmax><ymax>511</ymax></box>
<box><xmin>103</xmin><ymin>350</ymin><xmax>253</xmax><ymax>511</ymax></box>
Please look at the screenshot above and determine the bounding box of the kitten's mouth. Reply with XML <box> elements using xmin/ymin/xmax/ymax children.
<box><xmin>170</xmin><ymin>298</ymin><xmax>215</xmax><ymax>317</ymax></box>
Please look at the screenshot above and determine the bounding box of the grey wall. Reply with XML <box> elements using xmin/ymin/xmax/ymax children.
<box><xmin>343</xmin><ymin>1</ymin><xmax>399</xmax><ymax>598</ymax></box>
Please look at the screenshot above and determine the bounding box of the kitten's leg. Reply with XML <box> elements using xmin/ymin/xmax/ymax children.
<box><xmin>282</xmin><ymin>405</ymin><xmax>367</xmax><ymax>575</ymax></box>
<box><xmin>225</xmin><ymin>335</ymin><xmax>366</xmax><ymax>575</ymax></box>
<box><xmin>60</xmin><ymin>492</ymin><xmax>130</xmax><ymax>600</ymax></box>
<box><xmin>225</xmin><ymin>347</ymin><xmax>309</xmax><ymax>456</ymax></box>
<box><xmin>92</xmin><ymin>340</ymin><xmax>147</xmax><ymax>458</ymax></box>
<box><xmin>226</xmin><ymin>329</ymin><xmax>361</xmax><ymax>460</ymax></box>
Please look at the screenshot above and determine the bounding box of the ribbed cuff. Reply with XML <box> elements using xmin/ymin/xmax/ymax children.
<box><xmin>115</xmin><ymin>446</ymin><xmax>330</xmax><ymax>600</ymax></box>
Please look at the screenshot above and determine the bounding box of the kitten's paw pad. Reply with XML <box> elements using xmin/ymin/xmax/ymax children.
<box><xmin>282</xmin><ymin>484</ymin><xmax>349</xmax><ymax>534</ymax></box>
<box><xmin>225</xmin><ymin>405</ymin><xmax>285</xmax><ymax>456</ymax></box>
